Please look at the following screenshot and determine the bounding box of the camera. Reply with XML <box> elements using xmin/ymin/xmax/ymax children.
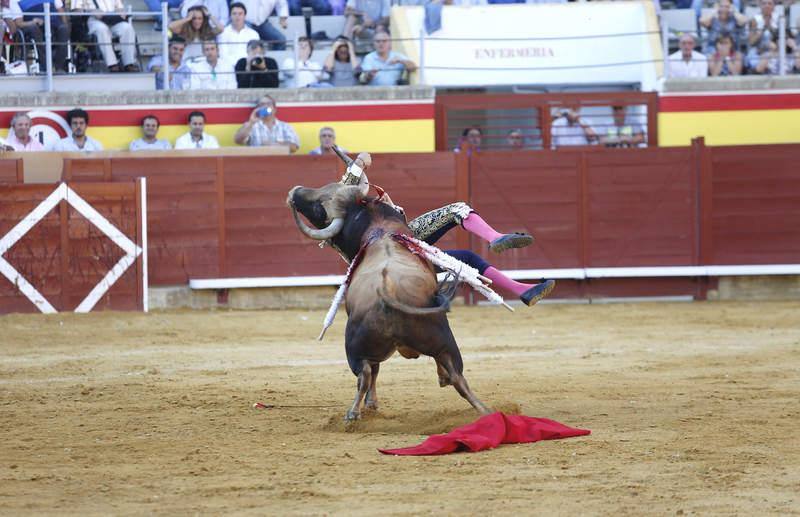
<box><xmin>250</xmin><ymin>57</ymin><xmax>265</xmax><ymax>68</ymax></box>
<box><xmin>257</xmin><ymin>106</ymin><xmax>273</xmax><ymax>118</ymax></box>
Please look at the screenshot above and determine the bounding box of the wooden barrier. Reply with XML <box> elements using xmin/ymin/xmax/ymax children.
<box><xmin>58</xmin><ymin>141</ymin><xmax>800</xmax><ymax>300</ymax></box>
<box><xmin>0</xmin><ymin>158</ymin><xmax>24</xmax><ymax>184</ymax></box>
<box><xmin>0</xmin><ymin>181</ymin><xmax>144</xmax><ymax>313</ymax></box>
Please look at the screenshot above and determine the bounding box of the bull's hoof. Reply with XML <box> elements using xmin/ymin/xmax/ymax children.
<box><xmin>364</xmin><ymin>400</ymin><xmax>379</xmax><ymax>411</ymax></box>
<box><xmin>489</xmin><ymin>232</ymin><xmax>534</xmax><ymax>253</ymax></box>
<box><xmin>344</xmin><ymin>410</ymin><xmax>361</xmax><ymax>422</ymax></box>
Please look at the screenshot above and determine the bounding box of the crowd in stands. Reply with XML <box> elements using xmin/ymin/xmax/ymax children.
<box><xmin>3</xmin><ymin>0</ymin><xmax>800</xmax><ymax>82</ymax></box>
<box><xmin>667</xmin><ymin>0</ymin><xmax>800</xmax><ymax>77</ymax></box>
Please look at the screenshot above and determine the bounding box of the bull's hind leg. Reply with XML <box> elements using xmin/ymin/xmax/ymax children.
<box><xmin>346</xmin><ymin>360</ymin><xmax>373</xmax><ymax>421</ymax></box>
<box><xmin>364</xmin><ymin>363</ymin><xmax>380</xmax><ymax>411</ymax></box>
<box><xmin>435</xmin><ymin>358</ymin><xmax>452</xmax><ymax>387</ymax></box>
<box><xmin>437</xmin><ymin>350</ymin><xmax>492</xmax><ymax>415</ymax></box>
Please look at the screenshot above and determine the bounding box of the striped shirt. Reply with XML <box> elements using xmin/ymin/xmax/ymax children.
<box><xmin>246</xmin><ymin>119</ymin><xmax>299</xmax><ymax>148</ymax></box>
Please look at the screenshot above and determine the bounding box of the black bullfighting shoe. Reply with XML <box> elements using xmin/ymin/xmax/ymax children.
<box><xmin>489</xmin><ymin>232</ymin><xmax>534</xmax><ymax>253</ymax></box>
<box><xmin>520</xmin><ymin>279</ymin><xmax>556</xmax><ymax>306</ymax></box>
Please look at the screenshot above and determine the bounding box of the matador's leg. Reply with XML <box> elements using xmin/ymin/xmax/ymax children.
<box><xmin>408</xmin><ymin>202</ymin><xmax>534</xmax><ymax>253</ymax></box>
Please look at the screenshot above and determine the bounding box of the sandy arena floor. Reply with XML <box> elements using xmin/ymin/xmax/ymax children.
<box><xmin>1</xmin><ymin>301</ymin><xmax>799</xmax><ymax>515</ymax></box>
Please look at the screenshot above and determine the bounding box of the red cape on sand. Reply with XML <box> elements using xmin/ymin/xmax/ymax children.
<box><xmin>379</xmin><ymin>412</ymin><xmax>590</xmax><ymax>456</ymax></box>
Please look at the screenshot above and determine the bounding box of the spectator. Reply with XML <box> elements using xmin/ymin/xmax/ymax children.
<box><xmin>129</xmin><ymin>115</ymin><xmax>172</xmax><ymax>151</ymax></box>
<box><xmin>14</xmin><ymin>0</ymin><xmax>69</xmax><ymax>73</ymax></box>
<box><xmin>600</xmin><ymin>105</ymin><xmax>645</xmax><ymax>148</ymax></box>
<box><xmin>281</xmin><ymin>36</ymin><xmax>324</xmax><ymax>87</ymax></box>
<box><xmin>550</xmin><ymin>106</ymin><xmax>597</xmax><ymax>148</ymax></box>
<box><xmin>181</xmin><ymin>0</ymin><xmax>229</xmax><ymax>27</ymax></box>
<box><xmin>359</xmin><ymin>31</ymin><xmax>417</xmax><ymax>86</ymax></box>
<box><xmin>169</xmin><ymin>5</ymin><xmax>223</xmax><ymax>63</ymax></box>
<box><xmin>288</xmin><ymin>0</ymin><xmax>331</xmax><ymax>15</ymax></box>
<box><xmin>6</xmin><ymin>113</ymin><xmax>44</xmax><ymax>151</ymax></box>
<box><xmin>507</xmin><ymin>129</ymin><xmax>524</xmax><ymax>150</ymax></box>
<box><xmin>144</xmin><ymin>0</ymin><xmax>180</xmax><ymax>31</ymax></box>
<box><xmin>1</xmin><ymin>0</ymin><xmax>20</xmax><ymax>37</ymax></box>
<box><xmin>698</xmin><ymin>0</ymin><xmax>746</xmax><ymax>55</ymax></box>
<box><xmin>675</xmin><ymin>0</ymin><xmax>740</xmax><ymax>22</ymax></box>
<box><xmin>668</xmin><ymin>33</ymin><xmax>708</xmax><ymax>78</ymax></box>
<box><xmin>235</xmin><ymin>39</ymin><xmax>279</xmax><ymax>88</ymax></box>
<box><xmin>748</xmin><ymin>0</ymin><xmax>782</xmax><ymax>52</ymax></box>
<box><xmin>328</xmin><ymin>0</ymin><xmax>345</xmax><ymax>14</ymax></box>
<box><xmin>343</xmin><ymin>0</ymin><xmax>390</xmax><ymax>40</ymax></box>
<box><xmin>217</xmin><ymin>2</ymin><xmax>260</xmax><ymax>63</ymax></box>
<box><xmin>455</xmin><ymin>126</ymin><xmax>481</xmax><ymax>151</ymax></box>
<box><xmin>175</xmin><ymin>111</ymin><xmax>220</xmax><ymax>149</ymax></box>
<box><xmin>323</xmin><ymin>36</ymin><xmax>360</xmax><ymax>86</ymax></box>
<box><xmin>71</xmin><ymin>0</ymin><xmax>139</xmax><ymax>72</ymax></box>
<box><xmin>233</xmin><ymin>94</ymin><xmax>299</xmax><ymax>153</ymax></box>
<box><xmin>49</xmin><ymin>108</ymin><xmax>103</xmax><ymax>152</ymax></box>
<box><xmin>148</xmin><ymin>36</ymin><xmax>190</xmax><ymax>90</ymax></box>
<box><xmin>309</xmin><ymin>126</ymin><xmax>345</xmax><ymax>155</ymax></box>
<box><xmin>240</xmin><ymin>0</ymin><xmax>288</xmax><ymax>50</ymax></box>
<box><xmin>708</xmin><ymin>33</ymin><xmax>744</xmax><ymax>76</ymax></box>
<box><xmin>185</xmin><ymin>40</ymin><xmax>237</xmax><ymax>90</ymax></box>
<box><xmin>748</xmin><ymin>40</ymin><xmax>792</xmax><ymax>75</ymax></box>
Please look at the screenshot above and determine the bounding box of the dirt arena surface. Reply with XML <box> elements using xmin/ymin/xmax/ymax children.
<box><xmin>1</xmin><ymin>301</ymin><xmax>799</xmax><ymax>515</ymax></box>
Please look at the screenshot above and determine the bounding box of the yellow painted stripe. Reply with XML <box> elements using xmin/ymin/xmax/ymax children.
<box><xmin>21</xmin><ymin>119</ymin><xmax>435</xmax><ymax>153</ymax></box>
<box><xmin>658</xmin><ymin>110</ymin><xmax>800</xmax><ymax>147</ymax></box>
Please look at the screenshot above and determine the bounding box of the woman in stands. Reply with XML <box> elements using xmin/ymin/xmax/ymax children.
<box><xmin>698</xmin><ymin>0</ymin><xmax>746</xmax><ymax>55</ymax></box>
<box><xmin>281</xmin><ymin>36</ymin><xmax>325</xmax><ymax>87</ymax></box>
<box><xmin>323</xmin><ymin>36</ymin><xmax>361</xmax><ymax>87</ymax></box>
<box><xmin>708</xmin><ymin>33</ymin><xmax>743</xmax><ymax>77</ymax></box>
<box><xmin>168</xmin><ymin>5</ymin><xmax>222</xmax><ymax>63</ymax></box>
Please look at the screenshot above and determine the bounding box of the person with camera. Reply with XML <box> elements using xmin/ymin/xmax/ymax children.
<box><xmin>235</xmin><ymin>39</ymin><xmax>279</xmax><ymax>88</ymax></box>
<box><xmin>550</xmin><ymin>105</ymin><xmax>597</xmax><ymax>149</ymax></box>
<box><xmin>234</xmin><ymin>95</ymin><xmax>299</xmax><ymax>153</ymax></box>
<box><xmin>218</xmin><ymin>2</ymin><xmax>259</xmax><ymax>63</ymax></box>
<box><xmin>71</xmin><ymin>0</ymin><xmax>139</xmax><ymax>72</ymax></box>
<box><xmin>323</xmin><ymin>36</ymin><xmax>360</xmax><ymax>87</ymax></box>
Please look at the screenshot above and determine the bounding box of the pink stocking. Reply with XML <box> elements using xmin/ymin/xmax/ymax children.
<box><xmin>462</xmin><ymin>212</ymin><xmax>504</xmax><ymax>243</ymax></box>
<box><xmin>483</xmin><ymin>266</ymin><xmax>531</xmax><ymax>297</ymax></box>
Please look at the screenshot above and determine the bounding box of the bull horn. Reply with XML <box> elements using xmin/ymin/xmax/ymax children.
<box><xmin>332</xmin><ymin>145</ymin><xmax>354</xmax><ymax>167</ymax></box>
<box><xmin>291</xmin><ymin>205</ymin><xmax>344</xmax><ymax>240</ymax></box>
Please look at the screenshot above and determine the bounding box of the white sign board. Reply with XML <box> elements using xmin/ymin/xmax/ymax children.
<box><xmin>393</xmin><ymin>1</ymin><xmax>663</xmax><ymax>91</ymax></box>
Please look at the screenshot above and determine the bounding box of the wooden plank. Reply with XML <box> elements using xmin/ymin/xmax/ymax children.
<box><xmin>216</xmin><ymin>156</ymin><xmax>226</xmax><ymax>278</ymax></box>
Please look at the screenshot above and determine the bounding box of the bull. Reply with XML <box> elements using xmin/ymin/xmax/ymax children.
<box><xmin>287</xmin><ymin>154</ymin><xmax>491</xmax><ymax>421</ymax></box>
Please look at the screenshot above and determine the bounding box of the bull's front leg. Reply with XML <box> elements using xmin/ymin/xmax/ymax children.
<box><xmin>345</xmin><ymin>361</ymin><xmax>373</xmax><ymax>421</ymax></box>
<box><xmin>364</xmin><ymin>363</ymin><xmax>380</xmax><ymax>411</ymax></box>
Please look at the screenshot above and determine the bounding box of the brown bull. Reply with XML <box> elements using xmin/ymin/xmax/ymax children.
<box><xmin>287</xmin><ymin>159</ymin><xmax>491</xmax><ymax>421</ymax></box>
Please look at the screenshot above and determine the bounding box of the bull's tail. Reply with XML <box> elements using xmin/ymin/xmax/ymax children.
<box><xmin>377</xmin><ymin>267</ymin><xmax>454</xmax><ymax>315</ymax></box>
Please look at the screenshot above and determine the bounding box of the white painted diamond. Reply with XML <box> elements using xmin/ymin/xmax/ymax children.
<box><xmin>0</xmin><ymin>183</ymin><xmax>142</xmax><ymax>313</ymax></box>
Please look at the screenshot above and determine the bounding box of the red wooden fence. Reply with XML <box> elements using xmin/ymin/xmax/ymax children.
<box><xmin>59</xmin><ymin>140</ymin><xmax>800</xmax><ymax>298</ymax></box>
<box><xmin>0</xmin><ymin>182</ymin><xmax>143</xmax><ymax>313</ymax></box>
<box><xmin>0</xmin><ymin>158</ymin><xmax>24</xmax><ymax>184</ymax></box>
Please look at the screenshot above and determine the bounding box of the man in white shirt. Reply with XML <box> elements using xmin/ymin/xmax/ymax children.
<box><xmin>217</xmin><ymin>2</ymin><xmax>260</xmax><ymax>63</ymax></box>
<box><xmin>129</xmin><ymin>115</ymin><xmax>173</xmax><ymax>151</ymax></box>
<box><xmin>71</xmin><ymin>0</ymin><xmax>139</xmax><ymax>72</ymax></box>
<box><xmin>49</xmin><ymin>108</ymin><xmax>104</xmax><ymax>152</ymax></box>
<box><xmin>550</xmin><ymin>106</ymin><xmax>597</xmax><ymax>148</ymax></box>
<box><xmin>185</xmin><ymin>40</ymin><xmax>237</xmax><ymax>90</ymax></box>
<box><xmin>668</xmin><ymin>33</ymin><xmax>708</xmax><ymax>78</ymax></box>
<box><xmin>175</xmin><ymin>111</ymin><xmax>221</xmax><ymax>149</ymax></box>
<box><xmin>6</xmin><ymin>113</ymin><xmax>44</xmax><ymax>151</ymax></box>
<box><xmin>240</xmin><ymin>0</ymin><xmax>288</xmax><ymax>50</ymax></box>
<box><xmin>233</xmin><ymin>94</ymin><xmax>299</xmax><ymax>153</ymax></box>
